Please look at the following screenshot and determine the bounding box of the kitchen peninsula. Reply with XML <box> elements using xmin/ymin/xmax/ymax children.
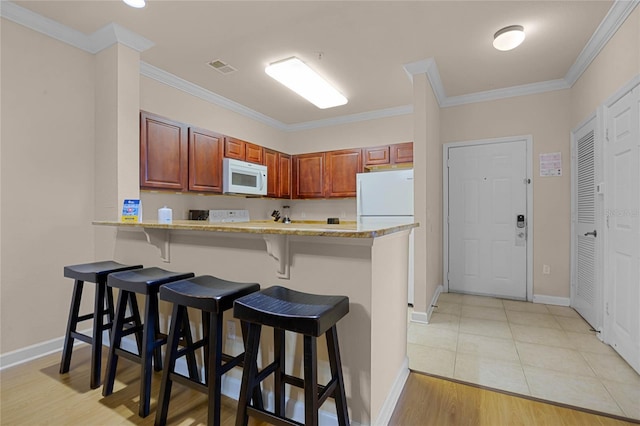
<box><xmin>94</xmin><ymin>219</ymin><xmax>418</xmax><ymax>425</ymax></box>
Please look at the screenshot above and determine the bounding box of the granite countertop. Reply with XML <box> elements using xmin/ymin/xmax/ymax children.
<box><xmin>92</xmin><ymin>219</ymin><xmax>418</xmax><ymax>238</ymax></box>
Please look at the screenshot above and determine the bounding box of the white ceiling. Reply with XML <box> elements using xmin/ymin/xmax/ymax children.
<box><xmin>6</xmin><ymin>1</ymin><xmax>623</xmax><ymax>127</ymax></box>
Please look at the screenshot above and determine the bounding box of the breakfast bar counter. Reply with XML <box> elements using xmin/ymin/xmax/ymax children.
<box><xmin>93</xmin><ymin>219</ymin><xmax>416</xmax><ymax>238</ymax></box>
<box><xmin>94</xmin><ymin>219</ymin><xmax>418</xmax><ymax>425</ymax></box>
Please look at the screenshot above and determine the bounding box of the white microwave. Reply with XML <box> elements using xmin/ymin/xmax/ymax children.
<box><xmin>223</xmin><ymin>158</ymin><xmax>267</xmax><ymax>196</ymax></box>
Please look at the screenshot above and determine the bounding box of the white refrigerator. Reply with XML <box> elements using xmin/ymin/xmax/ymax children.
<box><xmin>356</xmin><ymin>169</ymin><xmax>415</xmax><ymax>304</ymax></box>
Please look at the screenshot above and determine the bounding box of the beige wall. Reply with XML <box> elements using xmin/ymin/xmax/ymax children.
<box><xmin>571</xmin><ymin>7</ymin><xmax>640</xmax><ymax>126</ymax></box>
<box><xmin>285</xmin><ymin>114</ymin><xmax>412</xmax><ymax>154</ymax></box>
<box><xmin>441</xmin><ymin>90</ymin><xmax>572</xmax><ymax>298</ymax></box>
<box><xmin>1</xmin><ymin>20</ymin><xmax>96</xmax><ymax>353</ymax></box>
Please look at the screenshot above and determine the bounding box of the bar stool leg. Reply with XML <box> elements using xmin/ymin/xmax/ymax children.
<box><xmin>303</xmin><ymin>335</ymin><xmax>319</xmax><ymax>426</ymax></box>
<box><xmin>181</xmin><ymin>311</ymin><xmax>199</xmax><ymax>381</ymax></box>
<box><xmin>103</xmin><ymin>289</ymin><xmax>130</xmax><ymax>397</ymax></box>
<box><xmin>273</xmin><ymin>328</ymin><xmax>286</xmax><ymax>417</ymax></box>
<box><xmin>235</xmin><ymin>323</ymin><xmax>261</xmax><ymax>426</ymax></box>
<box><xmin>60</xmin><ymin>280</ymin><xmax>84</xmax><ymax>375</ymax></box>
<box><xmin>139</xmin><ymin>291</ymin><xmax>160</xmax><ymax>417</ymax></box>
<box><xmin>327</xmin><ymin>326</ymin><xmax>349</xmax><ymax>426</ymax></box>
<box><xmin>240</xmin><ymin>322</ymin><xmax>264</xmax><ymax>411</ymax></box>
<box><xmin>155</xmin><ymin>303</ymin><xmax>183</xmax><ymax>426</ymax></box>
<box><xmin>206</xmin><ymin>311</ymin><xmax>224</xmax><ymax>426</ymax></box>
<box><xmin>90</xmin><ymin>279</ymin><xmax>108</xmax><ymax>389</ymax></box>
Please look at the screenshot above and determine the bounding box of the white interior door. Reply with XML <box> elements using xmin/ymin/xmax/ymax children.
<box><xmin>604</xmin><ymin>85</ymin><xmax>640</xmax><ymax>374</ymax></box>
<box><xmin>447</xmin><ymin>140</ymin><xmax>528</xmax><ymax>299</ymax></box>
<box><xmin>571</xmin><ymin>117</ymin><xmax>602</xmax><ymax>330</ymax></box>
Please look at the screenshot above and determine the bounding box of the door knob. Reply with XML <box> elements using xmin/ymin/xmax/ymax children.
<box><xmin>584</xmin><ymin>230</ymin><xmax>597</xmax><ymax>237</ymax></box>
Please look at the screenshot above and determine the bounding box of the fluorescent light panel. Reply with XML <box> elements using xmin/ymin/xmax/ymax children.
<box><xmin>265</xmin><ymin>57</ymin><xmax>347</xmax><ymax>109</ymax></box>
<box><xmin>123</xmin><ymin>0</ymin><xmax>146</xmax><ymax>8</ymax></box>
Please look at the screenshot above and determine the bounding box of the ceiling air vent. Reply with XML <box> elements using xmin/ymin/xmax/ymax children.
<box><xmin>207</xmin><ymin>59</ymin><xmax>237</xmax><ymax>74</ymax></box>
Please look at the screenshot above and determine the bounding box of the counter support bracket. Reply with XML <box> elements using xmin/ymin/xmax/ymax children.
<box><xmin>142</xmin><ymin>228</ymin><xmax>170</xmax><ymax>263</ymax></box>
<box><xmin>263</xmin><ymin>234</ymin><xmax>290</xmax><ymax>279</ymax></box>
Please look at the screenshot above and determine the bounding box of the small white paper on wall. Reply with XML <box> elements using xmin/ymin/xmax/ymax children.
<box><xmin>540</xmin><ymin>152</ymin><xmax>562</xmax><ymax>177</ymax></box>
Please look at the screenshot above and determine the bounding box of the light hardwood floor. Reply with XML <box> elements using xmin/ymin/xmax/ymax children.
<box><xmin>0</xmin><ymin>346</ymin><xmax>637</xmax><ymax>425</ymax></box>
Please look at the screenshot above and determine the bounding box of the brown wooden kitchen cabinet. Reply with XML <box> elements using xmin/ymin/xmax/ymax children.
<box><xmin>188</xmin><ymin>127</ymin><xmax>224</xmax><ymax>193</ymax></box>
<box><xmin>140</xmin><ymin>111</ymin><xmax>188</xmax><ymax>191</ymax></box>
<box><xmin>224</xmin><ymin>137</ymin><xmax>264</xmax><ymax>164</ymax></box>
<box><xmin>265</xmin><ymin>149</ymin><xmax>292</xmax><ymax>198</ymax></box>
<box><xmin>363</xmin><ymin>145</ymin><xmax>391</xmax><ymax>165</ymax></box>
<box><xmin>391</xmin><ymin>142</ymin><xmax>413</xmax><ymax>164</ymax></box>
<box><xmin>364</xmin><ymin>142</ymin><xmax>413</xmax><ymax>167</ymax></box>
<box><xmin>278</xmin><ymin>152</ymin><xmax>291</xmax><ymax>198</ymax></box>
<box><xmin>264</xmin><ymin>149</ymin><xmax>278</xmax><ymax>197</ymax></box>
<box><xmin>292</xmin><ymin>152</ymin><xmax>325</xmax><ymax>199</ymax></box>
<box><xmin>324</xmin><ymin>148</ymin><xmax>362</xmax><ymax>198</ymax></box>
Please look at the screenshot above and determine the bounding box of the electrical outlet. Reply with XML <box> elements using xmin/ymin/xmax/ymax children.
<box><xmin>301</xmin><ymin>212</ymin><xmax>306</xmax><ymax>218</ymax></box>
<box><xmin>542</xmin><ymin>264</ymin><xmax>550</xmax><ymax>275</ymax></box>
<box><xmin>341</xmin><ymin>211</ymin><xmax>346</xmax><ymax>218</ymax></box>
<box><xmin>226</xmin><ymin>320</ymin><xmax>236</xmax><ymax>340</ymax></box>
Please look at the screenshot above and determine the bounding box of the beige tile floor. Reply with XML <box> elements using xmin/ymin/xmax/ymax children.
<box><xmin>408</xmin><ymin>292</ymin><xmax>640</xmax><ymax>420</ymax></box>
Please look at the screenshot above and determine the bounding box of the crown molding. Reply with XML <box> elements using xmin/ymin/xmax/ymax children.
<box><xmin>565</xmin><ymin>0</ymin><xmax>639</xmax><ymax>86</ymax></box>
<box><xmin>286</xmin><ymin>105</ymin><xmax>413</xmax><ymax>132</ymax></box>
<box><xmin>441</xmin><ymin>79</ymin><xmax>570</xmax><ymax>107</ymax></box>
<box><xmin>0</xmin><ymin>1</ymin><xmax>153</xmax><ymax>54</ymax></box>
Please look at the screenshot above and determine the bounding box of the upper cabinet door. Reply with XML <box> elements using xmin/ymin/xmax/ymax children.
<box><xmin>188</xmin><ymin>127</ymin><xmax>224</xmax><ymax>193</ymax></box>
<box><xmin>224</xmin><ymin>137</ymin><xmax>245</xmax><ymax>160</ymax></box>
<box><xmin>293</xmin><ymin>152</ymin><xmax>325</xmax><ymax>199</ymax></box>
<box><xmin>245</xmin><ymin>142</ymin><xmax>264</xmax><ymax>164</ymax></box>
<box><xmin>391</xmin><ymin>142</ymin><xmax>414</xmax><ymax>164</ymax></box>
<box><xmin>363</xmin><ymin>145</ymin><xmax>391</xmax><ymax>166</ymax></box>
<box><xmin>278</xmin><ymin>152</ymin><xmax>292</xmax><ymax>199</ymax></box>
<box><xmin>325</xmin><ymin>148</ymin><xmax>362</xmax><ymax>198</ymax></box>
<box><xmin>140</xmin><ymin>111</ymin><xmax>188</xmax><ymax>191</ymax></box>
<box><xmin>264</xmin><ymin>148</ymin><xmax>279</xmax><ymax>198</ymax></box>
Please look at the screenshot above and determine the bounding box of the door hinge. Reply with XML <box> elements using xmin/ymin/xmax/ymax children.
<box><xmin>605</xmin><ymin>128</ymin><xmax>609</xmax><ymax>141</ymax></box>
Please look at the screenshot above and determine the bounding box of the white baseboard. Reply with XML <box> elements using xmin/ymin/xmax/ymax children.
<box><xmin>532</xmin><ymin>294</ymin><xmax>570</xmax><ymax>306</ymax></box>
<box><xmin>372</xmin><ymin>357</ymin><xmax>409</xmax><ymax>426</ymax></box>
<box><xmin>0</xmin><ymin>328</ymin><xmax>93</xmax><ymax>370</ymax></box>
<box><xmin>426</xmin><ymin>284</ymin><xmax>444</xmax><ymax>322</ymax></box>
<box><xmin>410</xmin><ymin>310</ymin><xmax>428</xmax><ymax>323</ymax></box>
<box><xmin>410</xmin><ymin>284</ymin><xmax>443</xmax><ymax>324</ymax></box>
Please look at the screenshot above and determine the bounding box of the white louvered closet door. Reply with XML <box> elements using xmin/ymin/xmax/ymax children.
<box><xmin>573</xmin><ymin>121</ymin><xmax>601</xmax><ymax>330</ymax></box>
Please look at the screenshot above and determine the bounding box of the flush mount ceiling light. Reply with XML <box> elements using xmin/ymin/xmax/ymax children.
<box><xmin>265</xmin><ymin>57</ymin><xmax>347</xmax><ymax>109</ymax></box>
<box><xmin>123</xmin><ymin>0</ymin><xmax>145</xmax><ymax>8</ymax></box>
<box><xmin>493</xmin><ymin>25</ymin><xmax>525</xmax><ymax>51</ymax></box>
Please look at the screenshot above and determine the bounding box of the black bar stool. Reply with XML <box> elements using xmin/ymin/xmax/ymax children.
<box><xmin>60</xmin><ymin>261</ymin><xmax>143</xmax><ymax>389</ymax></box>
<box><xmin>234</xmin><ymin>286</ymin><xmax>350</xmax><ymax>426</ymax></box>
<box><xmin>155</xmin><ymin>275</ymin><xmax>263</xmax><ymax>426</ymax></box>
<box><xmin>102</xmin><ymin>267</ymin><xmax>195</xmax><ymax>418</ymax></box>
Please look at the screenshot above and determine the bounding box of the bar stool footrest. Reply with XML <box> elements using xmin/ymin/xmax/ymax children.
<box><xmin>69</xmin><ymin>331</ymin><xmax>93</xmax><ymax>345</ymax></box>
<box><xmin>247</xmin><ymin>406</ymin><xmax>303</xmax><ymax>426</ymax></box>
<box><xmin>169</xmin><ymin>371</ymin><xmax>207</xmax><ymax>393</ymax></box>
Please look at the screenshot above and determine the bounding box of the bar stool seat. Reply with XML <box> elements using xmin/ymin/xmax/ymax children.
<box><xmin>102</xmin><ymin>267</ymin><xmax>195</xmax><ymax>418</ymax></box>
<box><xmin>155</xmin><ymin>275</ymin><xmax>262</xmax><ymax>426</ymax></box>
<box><xmin>234</xmin><ymin>286</ymin><xmax>350</xmax><ymax>426</ymax></box>
<box><xmin>60</xmin><ymin>261</ymin><xmax>142</xmax><ymax>389</ymax></box>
